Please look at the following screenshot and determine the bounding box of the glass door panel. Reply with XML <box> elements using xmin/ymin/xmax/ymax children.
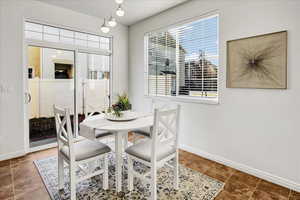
<box><xmin>27</xmin><ymin>46</ymin><xmax>75</xmax><ymax>148</ymax></box>
<box><xmin>77</xmin><ymin>52</ymin><xmax>110</xmax><ymax>122</ymax></box>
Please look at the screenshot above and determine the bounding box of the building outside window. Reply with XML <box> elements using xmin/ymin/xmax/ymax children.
<box><xmin>145</xmin><ymin>15</ymin><xmax>219</xmax><ymax>101</ymax></box>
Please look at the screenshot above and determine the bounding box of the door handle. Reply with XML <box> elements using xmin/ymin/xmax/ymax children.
<box><xmin>25</xmin><ymin>92</ymin><xmax>32</xmax><ymax>104</ymax></box>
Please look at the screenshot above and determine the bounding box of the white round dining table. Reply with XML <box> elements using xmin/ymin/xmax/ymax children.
<box><xmin>79</xmin><ymin>113</ymin><xmax>153</xmax><ymax>193</ymax></box>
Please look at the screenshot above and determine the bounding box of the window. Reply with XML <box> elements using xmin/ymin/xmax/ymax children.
<box><xmin>25</xmin><ymin>22</ymin><xmax>111</xmax><ymax>51</ymax></box>
<box><xmin>145</xmin><ymin>15</ymin><xmax>219</xmax><ymax>101</ymax></box>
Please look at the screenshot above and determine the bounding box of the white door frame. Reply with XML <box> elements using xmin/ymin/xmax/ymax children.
<box><xmin>23</xmin><ymin>41</ymin><xmax>77</xmax><ymax>153</ymax></box>
<box><xmin>23</xmin><ymin>39</ymin><xmax>113</xmax><ymax>153</ymax></box>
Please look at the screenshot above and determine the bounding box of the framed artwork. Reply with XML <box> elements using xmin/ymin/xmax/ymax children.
<box><xmin>227</xmin><ymin>31</ymin><xmax>287</xmax><ymax>89</ymax></box>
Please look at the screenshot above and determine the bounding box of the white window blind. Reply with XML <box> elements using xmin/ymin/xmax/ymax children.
<box><xmin>145</xmin><ymin>15</ymin><xmax>218</xmax><ymax>99</ymax></box>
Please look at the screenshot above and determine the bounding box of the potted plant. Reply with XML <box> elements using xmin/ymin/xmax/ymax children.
<box><xmin>107</xmin><ymin>94</ymin><xmax>131</xmax><ymax>118</ymax></box>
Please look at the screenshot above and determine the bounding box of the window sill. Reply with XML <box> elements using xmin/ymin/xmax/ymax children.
<box><xmin>145</xmin><ymin>95</ymin><xmax>219</xmax><ymax>105</ymax></box>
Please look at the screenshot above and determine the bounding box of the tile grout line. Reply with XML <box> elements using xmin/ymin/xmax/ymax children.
<box><xmin>214</xmin><ymin>167</ymin><xmax>234</xmax><ymax>198</ymax></box>
<box><xmin>224</xmin><ymin>168</ymin><xmax>234</xmax><ymax>184</ymax></box>
<box><xmin>9</xmin><ymin>160</ymin><xmax>16</xmax><ymax>200</ymax></box>
<box><xmin>203</xmin><ymin>162</ymin><xmax>215</xmax><ymax>174</ymax></box>
<box><xmin>288</xmin><ymin>189</ymin><xmax>292</xmax><ymax>199</ymax></box>
<box><xmin>249</xmin><ymin>178</ymin><xmax>261</xmax><ymax>199</ymax></box>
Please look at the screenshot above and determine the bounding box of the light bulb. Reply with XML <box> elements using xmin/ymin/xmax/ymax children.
<box><xmin>101</xmin><ymin>25</ymin><xmax>110</xmax><ymax>33</ymax></box>
<box><xmin>116</xmin><ymin>5</ymin><xmax>125</xmax><ymax>17</ymax></box>
<box><xmin>100</xmin><ymin>19</ymin><xmax>110</xmax><ymax>33</ymax></box>
<box><xmin>108</xmin><ymin>16</ymin><xmax>117</xmax><ymax>27</ymax></box>
<box><xmin>115</xmin><ymin>0</ymin><xmax>124</xmax><ymax>4</ymax></box>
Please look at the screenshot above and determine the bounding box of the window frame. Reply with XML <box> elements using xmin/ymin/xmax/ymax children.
<box><xmin>24</xmin><ymin>21</ymin><xmax>112</xmax><ymax>52</ymax></box>
<box><xmin>144</xmin><ymin>14</ymin><xmax>219</xmax><ymax>105</ymax></box>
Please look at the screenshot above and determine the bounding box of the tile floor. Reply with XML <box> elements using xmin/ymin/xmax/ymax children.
<box><xmin>0</xmin><ymin>148</ymin><xmax>299</xmax><ymax>200</ymax></box>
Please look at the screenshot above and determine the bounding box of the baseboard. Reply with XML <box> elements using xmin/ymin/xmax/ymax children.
<box><xmin>29</xmin><ymin>142</ymin><xmax>57</xmax><ymax>153</ymax></box>
<box><xmin>0</xmin><ymin>150</ymin><xmax>26</xmax><ymax>161</ymax></box>
<box><xmin>180</xmin><ymin>144</ymin><xmax>300</xmax><ymax>192</ymax></box>
<box><xmin>0</xmin><ymin>142</ymin><xmax>57</xmax><ymax>161</ymax></box>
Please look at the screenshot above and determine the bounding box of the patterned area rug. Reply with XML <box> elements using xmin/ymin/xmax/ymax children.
<box><xmin>34</xmin><ymin>153</ymin><xmax>224</xmax><ymax>200</ymax></box>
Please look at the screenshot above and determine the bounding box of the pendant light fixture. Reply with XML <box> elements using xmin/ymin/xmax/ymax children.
<box><xmin>116</xmin><ymin>4</ymin><xmax>125</xmax><ymax>17</ymax></box>
<box><xmin>100</xmin><ymin>0</ymin><xmax>123</xmax><ymax>34</ymax></box>
<box><xmin>100</xmin><ymin>19</ymin><xmax>110</xmax><ymax>33</ymax></box>
<box><xmin>108</xmin><ymin>16</ymin><xmax>117</xmax><ymax>27</ymax></box>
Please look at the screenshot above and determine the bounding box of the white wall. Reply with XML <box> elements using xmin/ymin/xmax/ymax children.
<box><xmin>129</xmin><ymin>0</ymin><xmax>300</xmax><ymax>191</ymax></box>
<box><xmin>0</xmin><ymin>0</ymin><xmax>128</xmax><ymax>159</ymax></box>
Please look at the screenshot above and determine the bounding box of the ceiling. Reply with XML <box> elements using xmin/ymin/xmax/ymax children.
<box><xmin>35</xmin><ymin>0</ymin><xmax>189</xmax><ymax>26</ymax></box>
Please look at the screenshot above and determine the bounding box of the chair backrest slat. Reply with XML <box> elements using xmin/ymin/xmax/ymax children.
<box><xmin>151</xmin><ymin>104</ymin><xmax>180</xmax><ymax>163</ymax></box>
<box><xmin>53</xmin><ymin>105</ymin><xmax>75</xmax><ymax>161</ymax></box>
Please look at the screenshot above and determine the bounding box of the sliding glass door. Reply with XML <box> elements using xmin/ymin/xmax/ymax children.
<box><xmin>24</xmin><ymin>21</ymin><xmax>112</xmax><ymax>151</ymax></box>
<box><xmin>26</xmin><ymin>47</ymin><xmax>111</xmax><ymax>150</ymax></box>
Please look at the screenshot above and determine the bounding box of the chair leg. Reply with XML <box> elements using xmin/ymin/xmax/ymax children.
<box><xmin>128</xmin><ymin>157</ymin><xmax>134</xmax><ymax>191</ymax></box>
<box><xmin>103</xmin><ymin>155</ymin><xmax>109</xmax><ymax>190</ymax></box>
<box><xmin>69</xmin><ymin>164</ymin><xmax>76</xmax><ymax>200</ymax></box>
<box><xmin>174</xmin><ymin>151</ymin><xmax>179</xmax><ymax>190</ymax></box>
<box><xmin>58</xmin><ymin>154</ymin><xmax>64</xmax><ymax>190</ymax></box>
<box><xmin>150</xmin><ymin>165</ymin><xmax>157</xmax><ymax>200</ymax></box>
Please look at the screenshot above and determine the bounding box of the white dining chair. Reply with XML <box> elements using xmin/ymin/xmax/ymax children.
<box><xmin>83</xmin><ymin>107</ymin><xmax>114</xmax><ymax>143</ymax></box>
<box><xmin>125</xmin><ymin>104</ymin><xmax>180</xmax><ymax>200</ymax></box>
<box><xmin>54</xmin><ymin>105</ymin><xmax>111</xmax><ymax>200</ymax></box>
<box><xmin>131</xmin><ymin>98</ymin><xmax>173</xmax><ymax>142</ymax></box>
